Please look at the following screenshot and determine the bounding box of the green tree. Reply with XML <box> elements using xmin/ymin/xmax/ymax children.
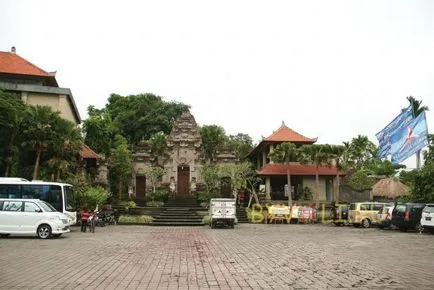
<box><xmin>47</xmin><ymin>118</ymin><xmax>83</xmax><ymax>181</ymax></box>
<box><xmin>21</xmin><ymin>106</ymin><xmax>61</xmax><ymax>180</ymax></box>
<box><xmin>109</xmin><ymin>135</ymin><xmax>132</xmax><ymax>200</ymax></box>
<box><xmin>299</xmin><ymin>144</ymin><xmax>335</xmax><ymax>204</ymax></box>
<box><xmin>148</xmin><ymin>166</ymin><xmax>165</xmax><ymax>192</ymax></box>
<box><xmin>346</xmin><ymin>135</ymin><xmax>378</xmax><ymax>170</ymax></box>
<box><xmin>201</xmin><ymin>164</ymin><xmax>221</xmax><ymax>194</ymax></box>
<box><xmin>200</xmin><ymin>125</ymin><xmax>226</xmax><ymax>163</ymax></box>
<box><xmin>410</xmin><ymin>163</ymin><xmax>434</xmax><ymax>203</ymax></box>
<box><xmin>0</xmin><ymin>90</ymin><xmax>26</xmax><ymax>176</ymax></box>
<box><xmin>227</xmin><ymin>133</ymin><xmax>255</xmax><ymax>160</ymax></box>
<box><xmin>148</xmin><ymin>131</ymin><xmax>167</xmax><ymax>165</ymax></box>
<box><xmin>422</xmin><ymin>134</ymin><xmax>434</xmax><ymax>166</ymax></box>
<box><xmin>82</xmin><ymin>105</ymin><xmax>116</xmax><ymax>158</ymax></box>
<box><xmin>218</xmin><ymin>162</ymin><xmax>262</xmax><ymax>206</ymax></box>
<box><xmin>269</xmin><ymin>142</ymin><xmax>300</xmax><ymax>204</ymax></box>
<box><xmin>106</xmin><ymin>93</ymin><xmax>187</xmax><ymax>144</ymax></box>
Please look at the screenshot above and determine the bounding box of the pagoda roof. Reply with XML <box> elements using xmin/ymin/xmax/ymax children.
<box><xmin>247</xmin><ymin>122</ymin><xmax>316</xmax><ymax>158</ymax></box>
<box><xmin>0</xmin><ymin>51</ymin><xmax>54</xmax><ymax>79</ymax></box>
<box><xmin>80</xmin><ymin>144</ymin><xmax>102</xmax><ymax>159</ymax></box>
<box><xmin>257</xmin><ymin>163</ymin><xmax>345</xmax><ymax>176</ymax></box>
<box><xmin>265</xmin><ymin>123</ymin><xmax>316</xmax><ymax>143</ymax></box>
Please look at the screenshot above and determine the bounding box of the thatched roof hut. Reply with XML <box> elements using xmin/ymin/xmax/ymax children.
<box><xmin>372</xmin><ymin>178</ymin><xmax>410</xmax><ymax>199</ymax></box>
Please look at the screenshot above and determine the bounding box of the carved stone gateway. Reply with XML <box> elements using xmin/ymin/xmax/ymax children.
<box><xmin>131</xmin><ymin>108</ymin><xmax>236</xmax><ymax>199</ymax></box>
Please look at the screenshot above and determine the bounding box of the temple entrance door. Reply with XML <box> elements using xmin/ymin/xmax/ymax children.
<box><xmin>135</xmin><ymin>175</ymin><xmax>146</xmax><ymax>200</ymax></box>
<box><xmin>177</xmin><ymin>165</ymin><xmax>190</xmax><ymax>197</ymax></box>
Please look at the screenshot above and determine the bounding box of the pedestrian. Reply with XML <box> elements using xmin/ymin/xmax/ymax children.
<box><xmin>80</xmin><ymin>208</ymin><xmax>90</xmax><ymax>232</ymax></box>
<box><xmin>238</xmin><ymin>192</ymin><xmax>245</xmax><ymax>208</ymax></box>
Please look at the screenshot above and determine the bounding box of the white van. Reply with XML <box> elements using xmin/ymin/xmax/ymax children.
<box><xmin>421</xmin><ymin>204</ymin><xmax>434</xmax><ymax>233</ymax></box>
<box><xmin>0</xmin><ymin>199</ymin><xmax>70</xmax><ymax>239</ymax></box>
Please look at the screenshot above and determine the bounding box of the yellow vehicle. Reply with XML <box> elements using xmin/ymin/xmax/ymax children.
<box><xmin>348</xmin><ymin>202</ymin><xmax>393</xmax><ymax>228</ymax></box>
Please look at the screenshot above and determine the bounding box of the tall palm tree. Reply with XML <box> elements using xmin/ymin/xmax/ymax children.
<box><xmin>406</xmin><ymin>96</ymin><xmax>429</xmax><ymax>168</ymax></box>
<box><xmin>269</xmin><ymin>142</ymin><xmax>300</xmax><ymax>205</ymax></box>
<box><xmin>299</xmin><ymin>144</ymin><xmax>334</xmax><ymax>205</ymax></box>
<box><xmin>21</xmin><ymin>106</ymin><xmax>59</xmax><ymax>180</ymax></box>
<box><xmin>330</xmin><ymin>145</ymin><xmax>346</xmax><ymax>202</ymax></box>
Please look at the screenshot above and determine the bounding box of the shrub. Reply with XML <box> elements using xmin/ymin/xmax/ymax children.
<box><xmin>348</xmin><ymin>170</ymin><xmax>376</xmax><ymax>191</ymax></box>
<box><xmin>76</xmin><ymin>186</ymin><xmax>111</xmax><ymax>210</ymax></box>
<box><xmin>118</xmin><ymin>200</ymin><xmax>136</xmax><ymax>208</ymax></box>
<box><xmin>118</xmin><ymin>215</ymin><xmax>154</xmax><ymax>224</ymax></box>
<box><xmin>298</xmin><ymin>186</ymin><xmax>313</xmax><ymax>201</ymax></box>
<box><xmin>151</xmin><ymin>189</ymin><xmax>169</xmax><ymax>202</ymax></box>
<box><xmin>198</xmin><ymin>191</ymin><xmax>221</xmax><ymax>205</ymax></box>
<box><xmin>147</xmin><ymin>201</ymin><xmax>164</xmax><ymax>207</ymax></box>
<box><xmin>202</xmin><ymin>215</ymin><xmax>210</xmax><ymax>225</ymax></box>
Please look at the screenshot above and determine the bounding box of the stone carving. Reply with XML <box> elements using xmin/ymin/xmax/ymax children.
<box><xmin>131</xmin><ymin>108</ymin><xmax>236</xmax><ymax>197</ymax></box>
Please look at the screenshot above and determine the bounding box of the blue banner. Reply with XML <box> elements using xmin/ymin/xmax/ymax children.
<box><xmin>390</xmin><ymin>112</ymin><xmax>429</xmax><ymax>164</ymax></box>
<box><xmin>376</xmin><ymin>106</ymin><xmax>414</xmax><ymax>158</ymax></box>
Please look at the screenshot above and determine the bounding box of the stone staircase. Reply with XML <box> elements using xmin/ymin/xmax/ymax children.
<box><xmin>152</xmin><ymin>197</ymin><xmax>205</xmax><ymax>226</ymax></box>
<box><xmin>236</xmin><ymin>206</ymin><xmax>249</xmax><ymax>223</ymax></box>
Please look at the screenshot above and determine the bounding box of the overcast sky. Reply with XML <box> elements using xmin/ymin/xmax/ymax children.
<box><xmin>1</xmin><ymin>0</ymin><xmax>433</xmax><ymax>168</ymax></box>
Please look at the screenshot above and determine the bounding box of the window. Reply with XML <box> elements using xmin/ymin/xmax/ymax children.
<box><xmin>360</xmin><ymin>204</ymin><xmax>371</xmax><ymax>211</ymax></box>
<box><xmin>394</xmin><ymin>205</ymin><xmax>406</xmax><ymax>214</ymax></box>
<box><xmin>373</xmin><ymin>204</ymin><xmax>384</xmax><ymax>211</ymax></box>
<box><xmin>3</xmin><ymin>201</ymin><xmax>23</xmax><ymax>212</ymax></box>
<box><xmin>0</xmin><ymin>184</ymin><xmax>21</xmax><ymax>198</ymax></box>
<box><xmin>349</xmin><ymin>203</ymin><xmax>357</xmax><ymax>210</ymax></box>
<box><xmin>424</xmin><ymin>206</ymin><xmax>434</xmax><ymax>213</ymax></box>
<box><xmin>22</xmin><ymin>185</ymin><xmax>62</xmax><ymax>211</ymax></box>
<box><xmin>24</xmin><ymin>202</ymin><xmax>41</xmax><ymax>213</ymax></box>
<box><xmin>38</xmin><ymin>201</ymin><xmax>56</xmax><ymax>212</ymax></box>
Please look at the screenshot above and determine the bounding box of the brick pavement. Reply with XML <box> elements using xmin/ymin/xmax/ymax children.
<box><xmin>0</xmin><ymin>224</ymin><xmax>433</xmax><ymax>290</ymax></box>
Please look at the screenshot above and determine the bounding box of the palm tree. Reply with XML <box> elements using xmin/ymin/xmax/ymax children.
<box><xmin>21</xmin><ymin>106</ymin><xmax>59</xmax><ymax>180</ymax></box>
<box><xmin>299</xmin><ymin>144</ymin><xmax>334</xmax><ymax>205</ymax></box>
<box><xmin>405</xmin><ymin>96</ymin><xmax>429</xmax><ymax>168</ymax></box>
<box><xmin>330</xmin><ymin>145</ymin><xmax>346</xmax><ymax>202</ymax></box>
<box><xmin>269</xmin><ymin>142</ymin><xmax>300</xmax><ymax>205</ymax></box>
<box><xmin>47</xmin><ymin>118</ymin><xmax>83</xmax><ymax>181</ymax></box>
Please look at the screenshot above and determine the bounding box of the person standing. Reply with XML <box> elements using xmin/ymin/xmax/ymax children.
<box><xmin>80</xmin><ymin>208</ymin><xmax>90</xmax><ymax>232</ymax></box>
<box><xmin>238</xmin><ymin>192</ymin><xmax>245</xmax><ymax>208</ymax></box>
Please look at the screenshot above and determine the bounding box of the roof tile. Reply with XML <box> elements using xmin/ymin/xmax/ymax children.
<box><xmin>265</xmin><ymin>124</ymin><xmax>316</xmax><ymax>143</ymax></box>
<box><xmin>0</xmin><ymin>51</ymin><xmax>51</xmax><ymax>77</ymax></box>
<box><xmin>80</xmin><ymin>144</ymin><xmax>101</xmax><ymax>159</ymax></box>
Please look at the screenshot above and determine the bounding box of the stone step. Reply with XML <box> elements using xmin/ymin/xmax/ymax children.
<box><xmin>153</xmin><ymin>218</ymin><xmax>203</xmax><ymax>222</ymax></box>
<box><xmin>151</xmin><ymin>221</ymin><xmax>203</xmax><ymax>226</ymax></box>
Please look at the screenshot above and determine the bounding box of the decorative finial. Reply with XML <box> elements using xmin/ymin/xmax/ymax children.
<box><xmin>282</xmin><ymin>120</ymin><xmax>285</xmax><ymax>126</ymax></box>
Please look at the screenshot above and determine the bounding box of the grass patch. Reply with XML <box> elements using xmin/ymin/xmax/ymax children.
<box><xmin>146</xmin><ymin>201</ymin><xmax>165</xmax><ymax>207</ymax></box>
<box><xmin>118</xmin><ymin>215</ymin><xmax>154</xmax><ymax>224</ymax></box>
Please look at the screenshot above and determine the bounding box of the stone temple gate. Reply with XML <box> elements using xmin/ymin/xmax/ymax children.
<box><xmin>131</xmin><ymin>109</ymin><xmax>236</xmax><ymax>201</ymax></box>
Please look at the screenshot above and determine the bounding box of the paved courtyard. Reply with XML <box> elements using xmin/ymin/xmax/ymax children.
<box><xmin>0</xmin><ymin>224</ymin><xmax>433</xmax><ymax>290</ymax></box>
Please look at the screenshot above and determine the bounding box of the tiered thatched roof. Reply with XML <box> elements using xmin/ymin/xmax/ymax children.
<box><xmin>372</xmin><ymin>178</ymin><xmax>410</xmax><ymax>199</ymax></box>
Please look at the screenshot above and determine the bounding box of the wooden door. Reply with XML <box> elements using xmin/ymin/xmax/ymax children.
<box><xmin>135</xmin><ymin>176</ymin><xmax>146</xmax><ymax>199</ymax></box>
<box><xmin>177</xmin><ymin>166</ymin><xmax>190</xmax><ymax>197</ymax></box>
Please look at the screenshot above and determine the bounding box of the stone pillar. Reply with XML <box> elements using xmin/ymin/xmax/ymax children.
<box><xmin>269</xmin><ymin>144</ymin><xmax>274</xmax><ymax>164</ymax></box>
<box><xmin>265</xmin><ymin>177</ymin><xmax>271</xmax><ymax>200</ymax></box>
<box><xmin>21</xmin><ymin>92</ymin><xmax>28</xmax><ymax>104</ymax></box>
<box><xmin>262</xmin><ymin>151</ymin><xmax>267</xmax><ymax>168</ymax></box>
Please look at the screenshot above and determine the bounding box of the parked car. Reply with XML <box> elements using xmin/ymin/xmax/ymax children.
<box><xmin>420</xmin><ymin>204</ymin><xmax>434</xmax><ymax>233</ymax></box>
<box><xmin>348</xmin><ymin>202</ymin><xmax>392</xmax><ymax>228</ymax></box>
<box><xmin>0</xmin><ymin>198</ymin><xmax>70</xmax><ymax>239</ymax></box>
<box><xmin>391</xmin><ymin>203</ymin><xmax>426</xmax><ymax>232</ymax></box>
<box><xmin>376</xmin><ymin>205</ymin><xmax>394</xmax><ymax>229</ymax></box>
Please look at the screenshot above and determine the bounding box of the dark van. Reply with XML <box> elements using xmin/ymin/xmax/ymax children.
<box><xmin>391</xmin><ymin>203</ymin><xmax>425</xmax><ymax>232</ymax></box>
